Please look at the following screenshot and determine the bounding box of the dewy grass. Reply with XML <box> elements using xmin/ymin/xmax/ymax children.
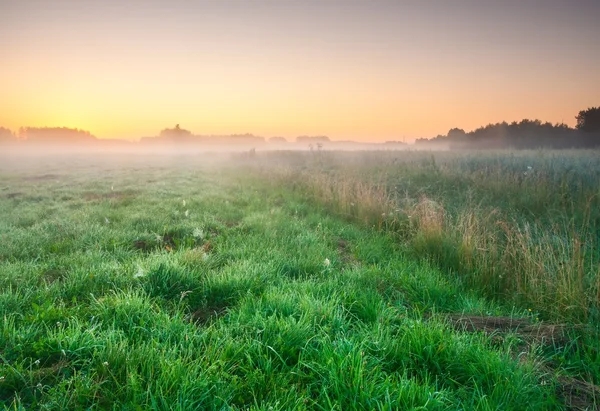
<box><xmin>0</xmin><ymin>152</ymin><xmax>597</xmax><ymax>409</ymax></box>
<box><xmin>261</xmin><ymin>150</ymin><xmax>600</xmax><ymax>324</ymax></box>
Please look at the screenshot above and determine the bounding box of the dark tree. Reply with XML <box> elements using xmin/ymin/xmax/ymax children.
<box><xmin>20</xmin><ymin>127</ymin><xmax>95</xmax><ymax>142</ymax></box>
<box><xmin>0</xmin><ymin>127</ymin><xmax>14</xmax><ymax>141</ymax></box>
<box><xmin>159</xmin><ymin>124</ymin><xmax>192</xmax><ymax>139</ymax></box>
<box><xmin>268</xmin><ymin>136</ymin><xmax>288</xmax><ymax>144</ymax></box>
<box><xmin>575</xmin><ymin>107</ymin><xmax>600</xmax><ymax>132</ymax></box>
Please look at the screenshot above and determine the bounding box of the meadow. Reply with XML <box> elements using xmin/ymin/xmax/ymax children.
<box><xmin>0</xmin><ymin>150</ymin><xmax>598</xmax><ymax>410</ymax></box>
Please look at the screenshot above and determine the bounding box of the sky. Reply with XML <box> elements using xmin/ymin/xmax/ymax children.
<box><xmin>1</xmin><ymin>0</ymin><xmax>599</xmax><ymax>142</ymax></box>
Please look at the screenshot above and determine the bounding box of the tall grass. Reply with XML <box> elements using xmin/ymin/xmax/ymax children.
<box><xmin>260</xmin><ymin>150</ymin><xmax>600</xmax><ymax>323</ymax></box>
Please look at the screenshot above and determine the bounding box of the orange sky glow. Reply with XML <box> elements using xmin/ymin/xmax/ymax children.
<box><xmin>1</xmin><ymin>0</ymin><xmax>599</xmax><ymax>142</ymax></box>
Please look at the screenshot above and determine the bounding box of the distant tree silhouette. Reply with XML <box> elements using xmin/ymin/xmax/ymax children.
<box><xmin>19</xmin><ymin>127</ymin><xmax>96</xmax><ymax>143</ymax></box>
<box><xmin>415</xmin><ymin>114</ymin><xmax>594</xmax><ymax>149</ymax></box>
<box><xmin>576</xmin><ymin>107</ymin><xmax>600</xmax><ymax>132</ymax></box>
<box><xmin>0</xmin><ymin>127</ymin><xmax>14</xmax><ymax>141</ymax></box>
<box><xmin>296</xmin><ymin>135</ymin><xmax>330</xmax><ymax>144</ymax></box>
<box><xmin>268</xmin><ymin>136</ymin><xmax>288</xmax><ymax>144</ymax></box>
<box><xmin>159</xmin><ymin>124</ymin><xmax>192</xmax><ymax>139</ymax></box>
<box><xmin>447</xmin><ymin>128</ymin><xmax>466</xmax><ymax>140</ymax></box>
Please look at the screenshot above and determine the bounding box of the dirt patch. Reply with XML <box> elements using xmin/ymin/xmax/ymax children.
<box><xmin>161</xmin><ymin>234</ymin><xmax>177</xmax><ymax>249</ymax></box>
<box><xmin>202</xmin><ymin>240</ymin><xmax>213</xmax><ymax>253</ymax></box>
<box><xmin>337</xmin><ymin>238</ymin><xmax>360</xmax><ymax>266</ymax></box>
<box><xmin>443</xmin><ymin>314</ymin><xmax>596</xmax><ymax>409</ymax></box>
<box><xmin>558</xmin><ymin>376</ymin><xmax>600</xmax><ymax>411</ymax></box>
<box><xmin>445</xmin><ymin>314</ymin><xmax>571</xmax><ymax>346</ymax></box>
<box><xmin>84</xmin><ymin>191</ymin><xmax>137</xmax><ymax>201</ymax></box>
<box><xmin>29</xmin><ymin>359</ymin><xmax>71</xmax><ymax>382</ymax></box>
<box><xmin>3</xmin><ymin>192</ymin><xmax>23</xmax><ymax>199</ymax></box>
<box><xmin>133</xmin><ymin>232</ymin><xmax>206</xmax><ymax>253</ymax></box>
<box><xmin>224</xmin><ymin>220</ymin><xmax>239</xmax><ymax>228</ymax></box>
<box><xmin>24</xmin><ymin>174</ymin><xmax>59</xmax><ymax>181</ymax></box>
<box><xmin>191</xmin><ymin>303</ymin><xmax>229</xmax><ymax>325</ymax></box>
<box><xmin>132</xmin><ymin>236</ymin><xmax>175</xmax><ymax>252</ymax></box>
<box><xmin>39</xmin><ymin>269</ymin><xmax>66</xmax><ymax>284</ymax></box>
<box><xmin>132</xmin><ymin>239</ymin><xmax>152</xmax><ymax>252</ymax></box>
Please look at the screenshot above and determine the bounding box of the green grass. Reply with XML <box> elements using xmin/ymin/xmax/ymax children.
<box><xmin>0</xmin><ymin>152</ymin><xmax>597</xmax><ymax>409</ymax></box>
<box><xmin>262</xmin><ymin>150</ymin><xmax>600</xmax><ymax>321</ymax></box>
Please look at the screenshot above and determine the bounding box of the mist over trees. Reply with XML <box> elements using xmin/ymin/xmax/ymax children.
<box><xmin>296</xmin><ymin>136</ymin><xmax>331</xmax><ymax>144</ymax></box>
<box><xmin>158</xmin><ymin>124</ymin><xmax>193</xmax><ymax>139</ymax></box>
<box><xmin>416</xmin><ymin>107</ymin><xmax>600</xmax><ymax>149</ymax></box>
<box><xmin>2</xmin><ymin>106</ymin><xmax>599</xmax><ymax>150</ymax></box>
<box><xmin>140</xmin><ymin>125</ymin><xmax>266</xmax><ymax>149</ymax></box>
<box><xmin>0</xmin><ymin>127</ymin><xmax>14</xmax><ymax>141</ymax></box>
<box><xmin>17</xmin><ymin>127</ymin><xmax>96</xmax><ymax>143</ymax></box>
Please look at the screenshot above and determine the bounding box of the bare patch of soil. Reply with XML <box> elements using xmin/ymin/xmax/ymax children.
<box><xmin>132</xmin><ymin>239</ymin><xmax>151</xmax><ymax>252</ymax></box>
<box><xmin>443</xmin><ymin>314</ymin><xmax>597</xmax><ymax>410</ymax></box>
<box><xmin>83</xmin><ymin>191</ymin><xmax>138</xmax><ymax>201</ymax></box>
<box><xmin>133</xmin><ymin>232</ymin><xmax>208</xmax><ymax>253</ymax></box>
<box><xmin>337</xmin><ymin>238</ymin><xmax>360</xmax><ymax>267</ymax></box>
<box><xmin>24</xmin><ymin>174</ymin><xmax>59</xmax><ymax>181</ymax></box>
<box><xmin>191</xmin><ymin>303</ymin><xmax>229</xmax><ymax>325</ymax></box>
<box><xmin>558</xmin><ymin>376</ymin><xmax>600</xmax><ymax>411</ymax></box>
<box><xmin>3</xmin><ymin>192</ymin><xmax>23</xmax><ymax>199</ymax></box>
<box><xmin>202</xmin><ymin>240</ymin><xmax>213</xmax><ymax>253</ymax></box>
<box><xmin>40</xmin><ymin>269</ymin><xmax>66</xmax><ymax>284</ymax></box>
<box><xmin>445</xmin><ymin>314</ymin><xmax>571</xmax><ymax>346</ymax></box>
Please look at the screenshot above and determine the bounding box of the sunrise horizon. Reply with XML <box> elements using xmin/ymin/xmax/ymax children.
<box><xmin>2</xmin><ymin>0</ymin><xmax>599</xmax><ymax>143</ymax></box>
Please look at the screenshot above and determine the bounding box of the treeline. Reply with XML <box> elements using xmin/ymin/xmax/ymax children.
<box><xmin>149</xmin><ymin>125</ymin><xmax>334</xmax><ymax>146</ymax></box>
<box><xmin>0</xmin><ymin>127</ymin><xmax>97</xmax><ymax>144</ymax></box>
<box><xmin>416</xmin><ymin>107</ymin><xmax>600</xmax><ymax>149</ymax></box>
<box><xmin>3</xmin><ymin>106</ymin><xmax>598</xmax><ymax>150</ymax></box>
<box><xmin>142</xmin><ymin>125</ymin><xmax>267</xmax><ymax>147</ymax></box>
<box><xmin>0</xmin><ymin>124</ymin><xmax>349</xmax><ymax>148</ymax></box>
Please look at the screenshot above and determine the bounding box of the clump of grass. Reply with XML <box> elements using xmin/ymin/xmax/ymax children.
<box><xmin>268</xmin><ymin>166</ymin><xmax>395</xmax><ymax>227</ymax></box>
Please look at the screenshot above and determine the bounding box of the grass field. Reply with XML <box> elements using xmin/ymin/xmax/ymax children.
<box><xmin>0</xmin><ymin>150</ymin><xmax>598</xmax><ymax>410</ymax></box>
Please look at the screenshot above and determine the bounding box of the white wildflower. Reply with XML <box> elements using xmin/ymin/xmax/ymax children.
<box><xmin>193</xmin><ymin>228</ymin><xmax>205</xmax><ymax>239</ymax></box>
<box><xmin>133</xmin><ymin>266</ymin><xmax>145</xmax><ymax>278</ymax></box>
<box><xmin>111</xmin><ymin>185</ymin><xmax>114</xmax><ymax>191</ymax></box>
<box><xmin>185</xmin><ymin>209</ymin><xmax>189</xmax><ymax>218</ymax></box>
<box><xmin>34</xmin><ymin>359</ymin><xmax>40</xmax><ymax>365</ymax></box>
<box><xmin>56</xmin><ymin>322</ymin><xmax>61</xmax><ymax>327</ymax></box>
<box><xmin>324</xmin><ymin>258</ymin><xmax>331</xmax><ymax>267</ymax></box>
<box><xmin>0</xmin><ymin>376</ymin><xmax>5</xmax><ymax>381</ymax></box>
<box><xmin>182</xmin><ymin>199</ymin><xmax>186</xmax><ymax>207</ymax></box>
<box><xmin>36</xmin><ymin>383</ymin><xmax>42</xmax><ymax>389</ymax></box>
<box><xmin>527</xmin><ymin>166</ymin><xmax>533</xmax><ymax>170</ymax></box>
<box><xmin>102</xmin><ymin>361</ymin><xmax>109</xmax><ymax>366</ymax></box>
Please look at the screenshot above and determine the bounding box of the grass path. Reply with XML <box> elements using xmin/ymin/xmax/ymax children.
<box><xmin>0</xmin><ymin>155</ymin><xmax>581</xmax><ymax>409</ymax></box>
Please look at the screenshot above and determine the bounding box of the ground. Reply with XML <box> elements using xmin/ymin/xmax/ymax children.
<box><xmin>0</xmin><ymin>151</ymin><xmax>598</xmax><ymax>410</ymax></box>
